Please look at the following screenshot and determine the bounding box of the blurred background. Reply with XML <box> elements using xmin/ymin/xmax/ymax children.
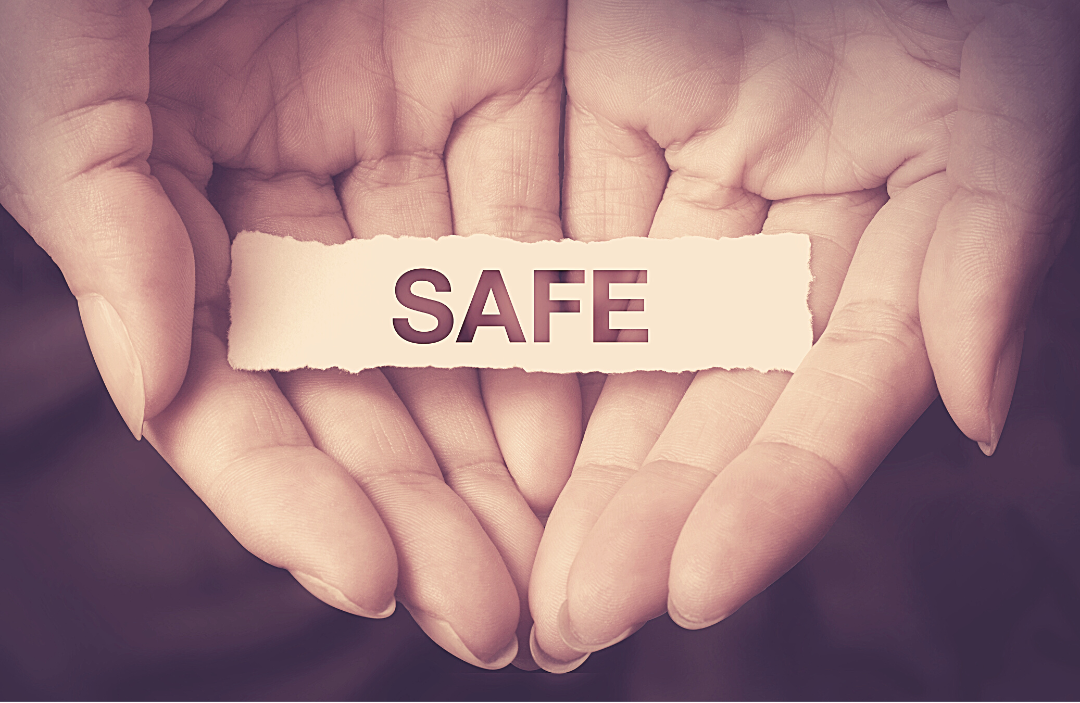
<box><xmin>2</xmin><ymin>201</ymin><xmax>1080</xmax><ymax>700</ymax></box>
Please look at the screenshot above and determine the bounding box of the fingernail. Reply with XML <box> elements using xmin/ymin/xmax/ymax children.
<box><xmin>667</xmin><ymin>595</ymin><xmax>727</xmax><ymax>630</ymax></box>
<box><xmin>407</xmin><ymin>606</ymin><xmax>517</xmax><ymax>669</ymax></box>
<box><xmin>77</xmin><ymin>294</ymin><xmax>144</xmax><ymax>440</ymax></box>
<box><xmin>511</xmin><ymin>645</ymin><xmax>540</xmax><ymax>671</ymax></box>
<box><xmin>292</xmin><ymin>571</ymin><xmax>396</xmax><ymax>618</ymax></box>
<box><xmin>979</xmin><ymin>328</ymin><xmax>1025</xmax><ymax>457</ymax></box>
<box><xmin>557</xmin><ymin>600</ymin><xmax>637</xmax><ymax>653</ymax></box>
<box><xmin>529</xmin><ymin>624</ymin><xmax>589</xmax><ymax>674</ymax></box>
<box><xmin>512</xmin><ymin>614</ymin><xmax>539</xmax><ymax>669</ymax></box>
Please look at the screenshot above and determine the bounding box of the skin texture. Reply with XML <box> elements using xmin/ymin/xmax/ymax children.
<box><xmin>529</xmin><ymin>0</ymin><xmax>1080</xmax><ymax>672</ymax></box>
<box><xmin>0</xmin><ymin>0</ymin><xmax>578</xmax><ymax>670</ymax></box>
<box><xmin>3</xmin><ymin>0</ymin><xmax>1078</xmax><ymax>677</ymax></box>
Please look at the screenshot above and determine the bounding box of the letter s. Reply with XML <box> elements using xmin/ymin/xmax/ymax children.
<box><xmin>393</xmin><ymin>269</ymin><xmax>454</xmax><ymax>344</ymax></box>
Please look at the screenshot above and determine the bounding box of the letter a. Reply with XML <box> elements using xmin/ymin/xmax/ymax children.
<box><xmin>457</xmin><ymin>270</ymin><xmax>526</xmax><ymax>343</ymax></box>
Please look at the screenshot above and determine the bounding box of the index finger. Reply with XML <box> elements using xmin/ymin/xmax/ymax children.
<box><xmin>668</xmin><ymin>174</ymin><xmax>947</xmax><ymax>627</ymax></box>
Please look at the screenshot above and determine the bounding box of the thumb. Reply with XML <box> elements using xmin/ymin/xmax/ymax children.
<box><xmin>0</xmin><ymin>0</ymin><xmax>194</xmax><ymax>437</ymax></box>
<box><xmin>922</xmin><ymin>0</ymin><xmax>1080</xmax><ymax>454</ymax></box>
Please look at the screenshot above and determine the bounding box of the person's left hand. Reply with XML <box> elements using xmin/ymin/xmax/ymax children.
<box><xmin>530</xmin><ymin>0</ymin><xmax>1080</xmax><ymax>671</ymax></box>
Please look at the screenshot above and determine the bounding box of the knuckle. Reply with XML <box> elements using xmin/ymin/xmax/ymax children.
<box><xmin>821</xmin><ymin>298</ymin><xmax>924</xmax><ymax>353</ymax></box>
<box><xmin>752</xmin><ymin>439</ymin><xmax>857</xmax><ymax>508</ymax></box>
<box><xmin>439</xmin><ymin>459</ymin><xmax>515</xmax><ymax>488</ymax></box>
<box><xmin>570</xmin><ymin>460</ymin><xmax>638</xmax><ymax>491</ymax></box>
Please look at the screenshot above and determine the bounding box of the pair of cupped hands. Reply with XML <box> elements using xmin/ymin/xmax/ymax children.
<box><xmin>2</xmin><ymin>0</ymin><xmax>1078</xmax><ymax>672</ymax></box>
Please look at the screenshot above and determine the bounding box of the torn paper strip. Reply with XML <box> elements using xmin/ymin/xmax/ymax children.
<box><xmin>227</xmin><ymin>231</ymin><xmax>813</xmax><ymax>374</ymax></box>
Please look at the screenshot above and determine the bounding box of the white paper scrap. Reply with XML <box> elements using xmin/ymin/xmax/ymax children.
<box><xmin>227</xmin><ymin>231</ymin><xmax>813</xmax><ymax>374</ymax></box>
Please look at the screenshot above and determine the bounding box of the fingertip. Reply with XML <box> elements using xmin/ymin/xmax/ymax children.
<box><xmin>666</xmin><ymin>593</ymin><xmax>728</xmax><ymax>631</ymax></box>
<box><xmin>982</xmin><ymin>327</ymin><xmax>1025</xmax><ymax>456</ymax></box>
<box><xmin>77</xmin><ymin>293</ymin><xmax>145</xmax><ymax>439</ymax></box>
<box><xmin>511</xmin><ymin>612</ymin><xmax>540</xmax><ymax>670</ymax></box>
<box><xmin>920</xmin><ymin>181</ymin><xmax>1046</xmax><ymax>455</ymax></box>
<box><xmin>530</xmin><ymin>624</ymin><xmax>589</xmax><ymax>674</ymax></box>
<box><xmin>62</xmin><ymin>171</ymin><xmax>195</xmax><ymax>431</ymax></box>
<box><xmin>511</xmin><ymin>645</ymin><xmax>541</xmax><ymax>671</ymax></box>
<box><xmin>219</xmin><ymin>449</ymin><xmax>401</xmax><ymax>621</ymax></box>
<box><xmin>974</xmin><ymin>328</ymin><xmax>1024</xmax><ymax>456</ymax></box>
<box><xmin>408</xmin><ymin>605</ymin><xmax>519</xmax><ymax>670</ymax></box>
<box><xmin>556</xmin><ymin>600</ymin><xmax>638</xmax><ymax>653</ymax></box>
<box><xmin>930</xmin><ymin>321</ymin><xmax>1025</xmax><ymax>454</ymax></box>
<box><xmin>292</xmin><ymin>571</ymin><xmax>397</xmax><ymax>619</ymax></box>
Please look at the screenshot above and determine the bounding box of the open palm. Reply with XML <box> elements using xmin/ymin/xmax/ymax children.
<box><xmin>143</xmin><ymin>0</ymin><xmax>583</xmax><ymax>670</ymax></box>
<box><xmin>1</xmin><ymin>0</ymin><xmax>577</xmax><ymax>670</ymax></box>
<box><xmin>531</xmin><ymin>0</ymin><xmax>1078</xmax><ymax>671</ymax></box>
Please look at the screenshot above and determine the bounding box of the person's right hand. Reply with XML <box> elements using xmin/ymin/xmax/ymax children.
<box><xmin>1</xmin><ymin>0</ymin><xmax>579</xmax><ymax>670</ymax></box>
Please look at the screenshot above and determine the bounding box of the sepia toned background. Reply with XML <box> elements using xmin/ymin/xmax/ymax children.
<box><xmin>3</xmin><ymin>197</ymin><xmax>1080</xmax><ymax>699</ymax></box>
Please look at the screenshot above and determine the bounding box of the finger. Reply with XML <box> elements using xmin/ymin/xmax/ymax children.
<box><xmin>447</xmin><ymin>78</ymin><xmax>582</xmax><ymax>516</ymax></box>
<box><xmin>479</xmin><ymin>368</ymin><xmax>582</xmax><ymax>517</ymax></box>
<box><xmin>209</xmin><ymin>166</ymin><xmax>520</xmax><ymax>667</ymax></box>
<box><xmin>382</xmin><ymin>366</ymin><xmax>544</xmax><ymax>670</ymax></box>
<box><xmin>579</xmin><ymin>372</ymin><xmax>607</xmax><ymax>430</ymax></box>
<box><xmin>526</xmin><ymin>85</ymin><xmax>675</xmax><ymax>671</ymax></box>
<box><xmin>549</xmin><ymin>82</ymin><xmax>777</xmax><ymax>654</ymax></box>
<box><xmin>668</xmin><ymin>174</ymin><xmax>948</xmax><ymax>628</ymax></box>
<box><xmin>446</xmin><ymin>79</ymin><xmax>564</xmax><ymax>242</ymax></box>
<box><xmin>524</xmin><ymin>82</ymin><xmax>692</xmax><ymax>670</ymax></box>
<box><xmin>144</xmin><ymin>326</ymin><xmax>398</xmax><ymax>620</ymax></box>
<box><xmin>648</xmin><ymin>152</ymin><xmax>769</xmax><ymax>240</ymax></box>
<box><xmin>334</xmin><ymin>80</ymin><xmax>533</xmax><ymax>667</ymax></box>
<box><xmin>335</xmin><ymin>128</ymin><xmax>451</xmax><ymax>242</ymax></box>
<box><xmin>560</xmin><ymin>101</ymin><xmax>667</xmax><ymax>243</ymax></box>
<box><xmin>208</xmin><ymin>169</ymin><xmax>353</xmax><ymax>245</ymax></box>
<box><xmin>921</xmin><ymin>2</ymin><xmax>1080</xmax><ymax>454</ymax></box>
<box><xmin>278</xmin><ymin>368</ymin><xmax>521</xmax><ymax>670</ymax></box>
<box><xmin>529</xmin><ymin>371</ymin><xmax>693</xmax><ymax>672</ymax></box>
<box><xmin>142</xmin><ymin>163</ymin><xmax>398</xmax><ymax>618</ymax></box>
<box><xmin>558</xmin><ymin>189</ymin><xmax>885</xmax><ymax>652</ymax></box>
<box><xmin>0</xmin><ymin>0</ymin><xmax>193</xmax><ymax>438</ymax></box>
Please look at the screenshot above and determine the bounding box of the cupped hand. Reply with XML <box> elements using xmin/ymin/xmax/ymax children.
<box><xmin>530</xmin><ymin>0</ymin><xmax>1080</xmax><ymax>671</ymax></box>
<box><xmin>2</xmin><ymin>0</ymin><xmax>580</xmax><ymax>670</ymax></box>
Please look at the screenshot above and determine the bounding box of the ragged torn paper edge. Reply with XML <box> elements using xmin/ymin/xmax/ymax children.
<box><xmin>227</xmin><ymin>231</ymin><xmax>813</xmax><ymax>374</ymax></box>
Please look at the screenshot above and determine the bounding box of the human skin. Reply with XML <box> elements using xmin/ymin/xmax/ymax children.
<box><xmin>530</xmin><ymin>0</ymin><xmax>1080</xmax><ymax>672</ymax></box>
<box><xmin>4</xmin><ymin>0</ymin><xmax>1078</xmax><ymax>676</ymax></box>
<box><xmin>0</xmin><ymin>0</ymin><xmax>577</xmax><ymax>670</ymax></box>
